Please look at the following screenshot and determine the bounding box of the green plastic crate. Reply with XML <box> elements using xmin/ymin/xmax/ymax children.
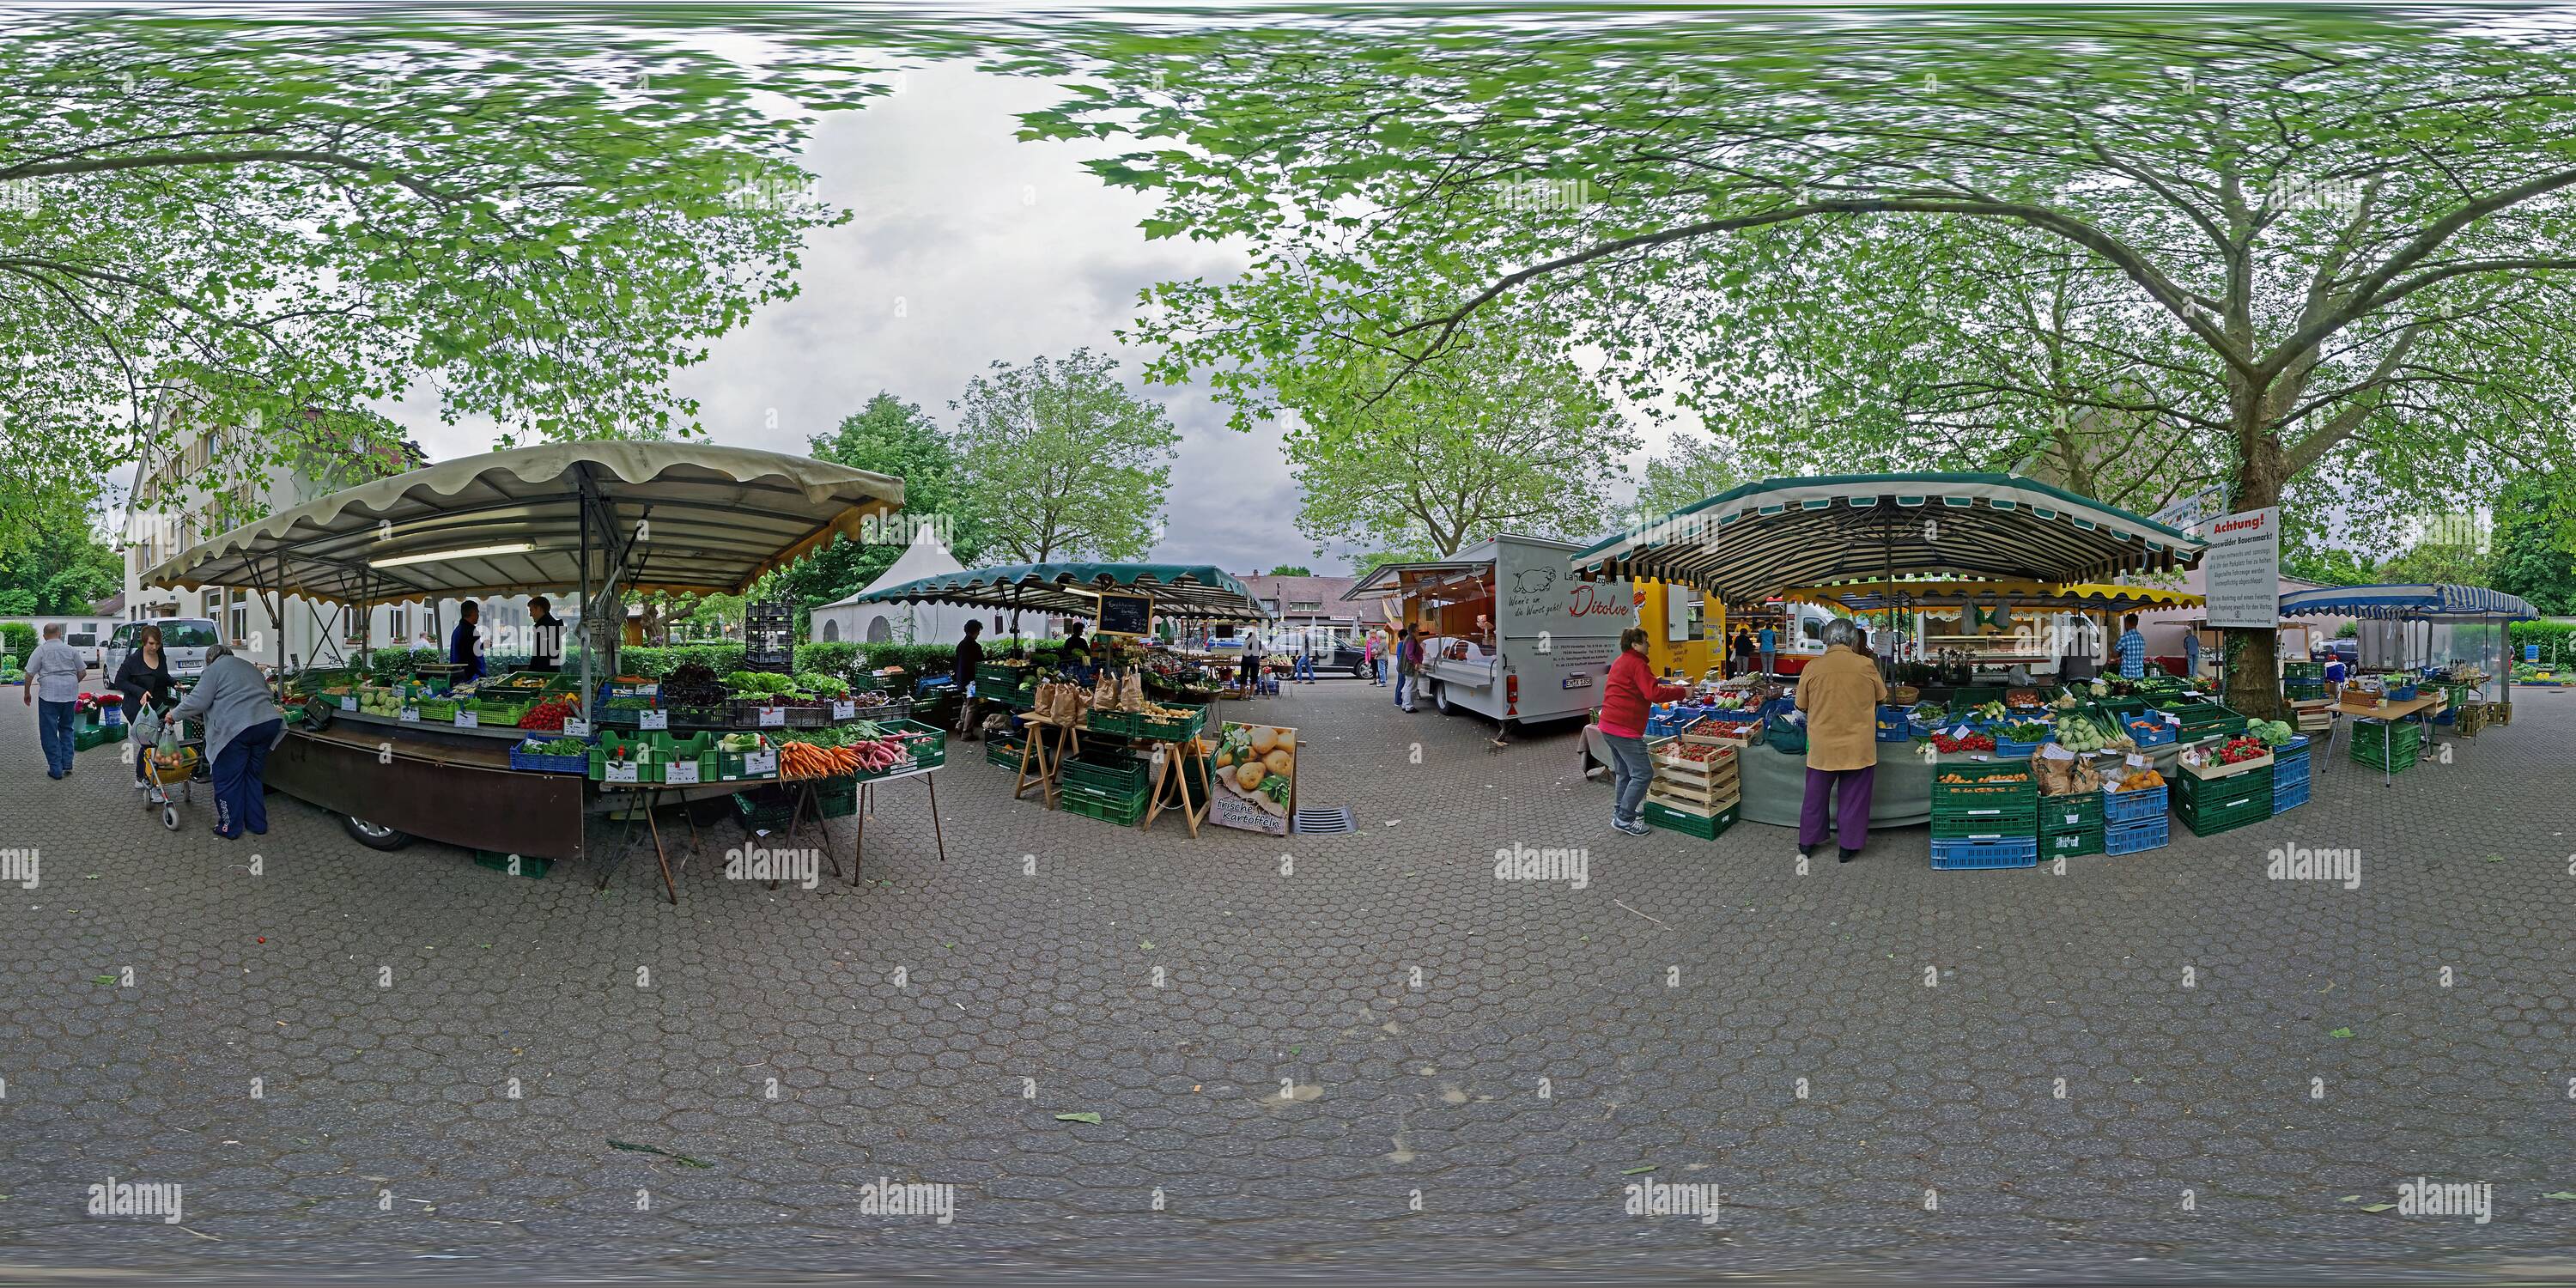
<box><xmin>2157</xmin><ymin>702</ymin><xmax>2249</xmax><ymax>740</ymax></box>
<box><xmin>816</xmin><ymin>776</ymin><xmax>859</xmax><ymax>818</ymax></box>
<box><xmin>2040</xmin><ymin>824</ymin><xmax>2105</xmax><ymax>857</ymax></box>
<box><xmin>889</xmin><ymin>718</ymin><xmax>948</xmax><ymax>769</ymax></box>
<box><xmin>1137</xmin><ymin>703</ymin><xmax>1207</xmax><ymax>742</ymax></box>
<box><xmin>1060</xmin><ymin>751</ymin><xmax>1150</xmax><ymax>795</ymax></box>
<box><xmin>986</xmin><ymin>738</ymin><xmax>1028</xmax><ymax>768</ymax></box>
<box><xmin>74</xmin><ymin>723</ymin><xmax>126</xmax><ymax>751</ymax></box>
<box><xmin>730</xmin><ymin>786</ymin><xmax>798</xmax><ymax>830</ymax></box>
<box><xmin>1931</xmin><ymin>806</ymin><xmax>2038</xmax><ymax>841</ymax></box>
<box><xmin>2038</xmin><ymin>793</ymin><xmax>2104</xmax><ymax>833</ymax></box>
<box><xmin>1060</xmin><ymin>783</ymin><xmax>1149</xmax><ymax>826</ymax></box>
<box><xmin>2174</xmin><ymin>764</ymin><xmax>2273</xmax><ymax>806</ymax></box>
<box><xmin>586</xmin><ymin>730</ymin><xmax>658</xmax><ymax>783</ymax></box>
<box><xmin>1643</xmin><ymin>799</ymin><xmax>1739</xmax><ymax>839</ymax></box>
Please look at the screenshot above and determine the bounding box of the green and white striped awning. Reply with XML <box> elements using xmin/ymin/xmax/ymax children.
<box><xmin>1575</xmin><ymin>473</ymin><xmax>2203</xmax><ymax>603</ymax></box>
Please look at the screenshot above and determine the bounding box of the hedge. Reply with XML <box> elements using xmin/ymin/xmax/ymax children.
<box><xmin>2</xmin><ymin>623</ymin><xmax>33</xmax><ymax>668</ymax></box>
<box><xmin>2508</xmin><ymin>619</ymin><xmax>2576</xmax><ymax>662</ymax></box>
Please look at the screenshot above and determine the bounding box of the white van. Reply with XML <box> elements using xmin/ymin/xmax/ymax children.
<box><xmin>102</xmin><ymin>618</ymin><xmax>225</xmax><ymax>682</ymax></box>
<box><xmin>1346</xmin><ymin>534</ymin><xmax>1636</xmax><ymax>726</ymax></box>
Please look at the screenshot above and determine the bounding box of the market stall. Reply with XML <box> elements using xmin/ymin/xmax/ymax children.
<box><xmin>854</xmin><ymin>562</ymin><xmax>1267</xmax><ymax>835</ymax></box>
<box><xmin>139</xmin><ymin>441</ymin><xmax>932</xmax><ymax>900</ymax></box>
<box><xmin>2279</xmin><ymin>583</ymin><xmax>2537</xmax><ymax>779</ymax></box>
<box><xmin>1573</xmin><ymin>474</ymin><xmax>2208</xmax><ymax>846</ymax></box>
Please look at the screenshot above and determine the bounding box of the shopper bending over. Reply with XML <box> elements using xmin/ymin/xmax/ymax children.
<box><xmin>1795</xmin><ymin>619</ymin><xmax>1888</xmax><ymax>864</ymax></box>
<box><xmin>170</xmin><ymin>646</ymin><xmax>283</xmax><ymax>841</ymax></box>
<box><xmin>1599</xmin><ymin>627</ymin><xmax>1688</xmax><ymax>835</ymax></box>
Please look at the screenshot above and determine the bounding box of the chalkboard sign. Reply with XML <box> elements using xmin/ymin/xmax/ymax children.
<box><xmin>1097</xmin><ymin>592</ymin><xmax>1151</xmax><ymax>637</ymax></box>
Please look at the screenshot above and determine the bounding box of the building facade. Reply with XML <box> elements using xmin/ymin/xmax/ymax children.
<box><xmin>118</xmin><ymin>385</ymin><xmax>443</xmax><ymax>666</ymax></box>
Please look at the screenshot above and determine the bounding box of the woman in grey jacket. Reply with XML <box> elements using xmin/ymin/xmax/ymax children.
<box><xmin>168</xmin><ymin>647</ymin><xmax>283</xmax><ymax>840</ymax></box>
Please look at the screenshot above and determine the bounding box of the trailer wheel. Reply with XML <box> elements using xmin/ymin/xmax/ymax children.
<box><xmin>342</xmin><ymin>814</ymin><xmax>413</xmax><ymax>851</ymax></box>
<box><xmin>1431</xmin><ymin>680</ymin><xmax>1451</xmax><ymax>714</ymax></box>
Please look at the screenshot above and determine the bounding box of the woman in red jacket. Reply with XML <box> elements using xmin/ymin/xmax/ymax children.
<box><xmin>1598</xmin><ymin>627</ymin><xmax>1688</xmax><ymax>835</ymax></box>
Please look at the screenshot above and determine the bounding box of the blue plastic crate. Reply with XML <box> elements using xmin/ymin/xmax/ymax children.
<box><xmin>1930</xmin><ymin>836</ymin><xmax>2038</xmax><ymax>870</ymax></box>
<box><xmin>1991</xmin><ymin>735</ymin><xmax>2050</xmax><ymax>758</ymax></box>
<box><xmin>1876</xmin><ymin>706</ymin><xmax>1915</xmax><ymax>743</ymax></box>
<box><xmin>509</xmin><ymin>736</ymin><xmax>594</xmax><ymax>775</ymax></box>
<box><xmin>2104</xmin><ymin>815</ymin><xmax>2170</xmax><ymax>855</ymax></box>
<box><xmin>2121</xmin><ymin>714</ymin><xmax>2177</xmax><ymax>747</ymax></box>
<box><xmin>2272</xmin><ymin>778</ymin><xmax>2310</xmax><ymax>814</ymax></box>
<box><xmin>2101</xmin><ymin>784</ymin><xmax>2169</xmax><ymax>824</ymax></box>
<box><xmin>2272</xmin><ymin>754</ymin><xmax>2309</xmax><ymax>790</ymax></box>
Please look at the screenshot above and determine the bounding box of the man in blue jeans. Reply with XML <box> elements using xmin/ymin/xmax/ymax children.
<box><xmin>22</xmin><ymin>623</ymin><xmax>86</xmax><ymax>778</ymax></box>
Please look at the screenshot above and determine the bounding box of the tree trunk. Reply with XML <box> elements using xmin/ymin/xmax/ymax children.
<box><xmin>2222</xmin><ymin>412</ymin><xmax>2287</xmax><ymax>720</ymax></box>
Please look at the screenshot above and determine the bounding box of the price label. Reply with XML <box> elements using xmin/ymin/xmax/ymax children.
<box><xmin>664</xmin><ymin>759</ymin><xmax>701</xmax><ymax>785</ymax></box>
<box><xmin>562</xmin><ymin>718</ymin><xmax>590</xmax><ymax>738</ymax></box>
<box><xmin>746</xmin><ymin>750</ymin><xmax>777</xmax><ymax>777</ymax></box>
<box><xmin>2126</xmin><ymin>752</ymin><xmax>2150</xmax><ymax>768</ymax></box>
<box><xmin>398</xmin><ymin>708</ymin><xmax>419</xmax><ymax>723</ymax></box>
<box><xmin>639</xmin><ymin>709</ymin><xmax>669</xmax><ymax>731</ymax></box>
<box><xmin>604</xmin><ymin>760</ymin><xmax>640</xmax><ymax>784</ymax></box>
<box><xmin>832</xmin><ymin>700</ymin><xmax>856</xmax><ymax>720</ymax></box>
<box><xmin>759</xmin><ymin>707</ymin><xmax>787</xmax><ymax>727</ymax></box>
<box><xmin>454</xmin><ymin>710</ymin><xmax>478</xmax><ymax>729</ymax></box>
<box><xmin>339</xmin><ymin>696</ymin><xmax>355</xmax><ymax>712</ymax></box>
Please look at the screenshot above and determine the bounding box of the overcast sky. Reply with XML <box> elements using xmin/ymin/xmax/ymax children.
<box><xmin>388</xmin><ymin>61</ymin><xmax>1685</xmax><ymax>577</ymax></box>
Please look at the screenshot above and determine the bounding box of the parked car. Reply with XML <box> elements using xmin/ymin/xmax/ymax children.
<box><xmin>2314</xmin><ymin>638</ymin><xmax>2358</xmax><ymax>665</ymax></box>
<box><xmin>102</xmin><ymin>617</ymin><xmax>226</xmax><ymax>684</ymax></box>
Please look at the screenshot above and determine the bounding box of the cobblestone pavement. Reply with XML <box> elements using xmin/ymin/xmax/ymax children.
<box><xmin>3</xmin><ymin>673</ymin><xmax>2573</xmax><ymax>1284</ymax></box>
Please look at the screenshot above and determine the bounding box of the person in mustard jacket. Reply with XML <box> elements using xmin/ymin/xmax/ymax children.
<box><xmin>1794</xmin><ymin>619</ymin><xmax>1889</xmax><ymax>863</ymax></box>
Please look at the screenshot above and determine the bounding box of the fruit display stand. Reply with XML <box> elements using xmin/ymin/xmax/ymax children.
<box><xmin>1644</xmin><ymin>735</ymin><xmax>1742</xmax><ymax>839</ymax></box>
<box><xmin>1086</xmin><ymin>702</ymin><xmax>1213</xmax><ymax>835</ymax></box>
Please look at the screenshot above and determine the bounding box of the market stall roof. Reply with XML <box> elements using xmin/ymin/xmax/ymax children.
<box><xmin>853</xmin><ymin>561</ymin><xmax>1266</xmax><ymax>622</ymax></box>
<box><xmin>2279</xmin><ymin>583</ymin><xmax>2537</xmax><ymax>621</ymax></box>
<box><xmin>1782</xmin><ymin>578</ymin><xmax>2203</xmax><ymax>616</ymax></box>
<box><xmin>140</xmin><ymin>441</ymin><xmax>906</xmax><ymax>605</ymax></box>
<box><xmin>1573</xmin><ymin>473</ymin><xmax>2204</xmax><ymax>602</ymax></box>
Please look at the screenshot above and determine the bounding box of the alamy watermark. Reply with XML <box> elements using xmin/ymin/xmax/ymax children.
<box><xmin>88</xmin><ymin>1176</ymin><xmax>183</xmax><ymax>1224</ymax></box>
<box><xmin>857</xmin><ymin>1177</ymin><xmax>956</xmax><ymax>1224</ymax></box>
<box><xmin>858</xmin><ymin>511</ymin><xmax>956</xmax><ymax>549</ymax></box>
<box><xmin>725</xmin><ymin>845</ymin><xmax>819</xmax><ymax>890</ymax></box>
<box><xmin>1491</xmin><ymin>177</ymin><xmax>1594</xmax><ymax>211</ymax></box>
<box><xmin>2267</xmin><ymin>841</ymin><xmax>2360</xmax><ymax>890</ymax></box>
<box><xmin>1493</xmin><ymin>841</ymin><xmax>1589</xmax><ymax>890</ymax></box>
<box><xmin>1625</xmin><ymin>1178</ymin><xmax>1724</xmax><ymax>1224</ymax></box>
<box><xmin>0</xmin><ymin>847</ymin><xmax>36</xmax><ymax>890</ymax></box>
<box><xmin>2397</xmin><ymin>1177</ymin><xmax>2492</xmax><ymax>1224</ymax></box>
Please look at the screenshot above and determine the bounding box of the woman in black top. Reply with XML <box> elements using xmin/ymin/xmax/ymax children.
<box><xmin>114</xmin><ymin>624</ymin><xmax>177</xmax><ymax>789</ymax></box>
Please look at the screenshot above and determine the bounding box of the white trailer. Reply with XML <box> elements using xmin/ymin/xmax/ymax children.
<box><xmin>1343</xmin><ymin>535</ymin><xmax>1636</xmax><ymax>727</ymax></box>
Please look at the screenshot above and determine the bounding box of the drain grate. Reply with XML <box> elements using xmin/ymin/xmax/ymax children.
<box><xmin>1292</xmin><ymin>807</ymin><xmax>1354</xmax><ymax>835</ymax></box>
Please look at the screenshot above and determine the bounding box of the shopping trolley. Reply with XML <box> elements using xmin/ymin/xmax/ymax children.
<box><xmin>131</xmin><ymin>700</ymin><xmax>209</xmax><ymax>832</ymax></box>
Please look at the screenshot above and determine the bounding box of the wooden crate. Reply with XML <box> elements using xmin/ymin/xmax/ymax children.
<box><xmin>1646</xmin><ymin>783</ymin><xmax>1741</xmax><ymax>816</ymax></box>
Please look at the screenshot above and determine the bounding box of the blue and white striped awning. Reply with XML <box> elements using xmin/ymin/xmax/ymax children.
<box><xmin>1572</xmin><ymin>472</ymin><xmax>2203</xmax><ymax>604</ymax></box>
<box><xmin>2278</xmin><ymin>583</ymin><xmax>2537</xmax><ymax>621</ymax></box>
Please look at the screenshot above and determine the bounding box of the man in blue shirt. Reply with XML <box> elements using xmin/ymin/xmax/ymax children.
<box><xmin>1757</xmin><ymin>624</ymin><xmax>1777</xmax><ymax>676</ymax></box>
<box><xmin>2117</xmin><ymin>614</ymin><xmax>2148</xmax><ymax>679</ymax></box>
<box><xmin>449</xmin><ymin>601</ymin><xmax>487</xmax><ymax>680</ymax></box>
<box><xmin>2183</xmin><ymin>629</ymin><xmax>2202</xmax><ymax>680</ymax></box>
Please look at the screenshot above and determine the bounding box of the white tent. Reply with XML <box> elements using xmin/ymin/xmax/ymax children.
<box><xmin>809</xmin><ymin>527</ymin><xmax>974</xmax><ymax>647</ymax></box>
